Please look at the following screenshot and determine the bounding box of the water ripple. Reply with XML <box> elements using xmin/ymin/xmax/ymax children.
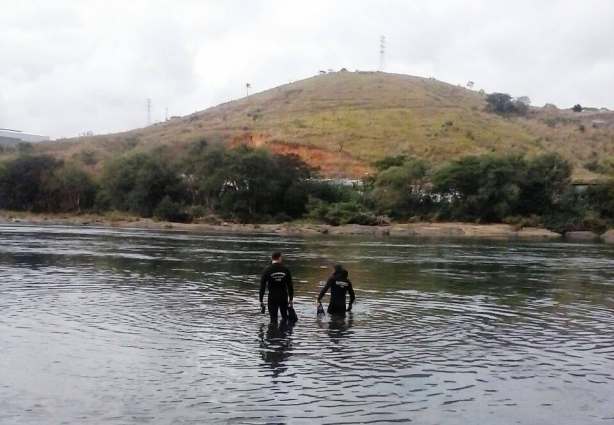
<box><xmin>0</xmin><ymin>225</ymin><xmax>613</xmax><ymax>424</ymax></box>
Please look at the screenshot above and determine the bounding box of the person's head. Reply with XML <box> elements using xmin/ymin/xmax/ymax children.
<box><xmin>333</xmin><ymin>263</ymin><xmax>344</xmax><ymax>274</ymax></box>
<box><xmin>271</xmin><ymin>251</ymin><xmax>282</xmax><ymax>263</ymax></box>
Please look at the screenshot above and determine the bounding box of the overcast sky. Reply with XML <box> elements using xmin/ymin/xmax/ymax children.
<box><xmin>1</xmin><ymin>0</ymin><xmax>612</xmax><ymax>138</ymax></box>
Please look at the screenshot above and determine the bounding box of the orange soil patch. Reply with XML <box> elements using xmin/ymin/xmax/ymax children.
<box><xmin>228</xmin><ymin>133</ymin><xmax>372</xmax><ymax>179</ymax></box>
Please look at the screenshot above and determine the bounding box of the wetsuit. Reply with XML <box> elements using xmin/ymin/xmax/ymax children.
<box><xmin>318</xmin><ymin>270</ymin><xmax>355</xmax><ymax>314</ymax></box>
<box><xmin>260</xmin><ymin>262</ymin><xmax>293</xmax><ymax>323</ymax></box>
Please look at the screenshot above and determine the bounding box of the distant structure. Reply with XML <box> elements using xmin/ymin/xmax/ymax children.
<box><xmin>379</xmin><ymin>36</ymin><xmax>386</xmax><ymax>72</ymax></box>
<box><xmin>0</xmin><ymin>128</ymin><xmax>50</xmax><ymax>146</ymax></box>
<box><xmin>146</xmin><ymin>99</ymin><xmax>152</xmax><ymax>126</ymax></box>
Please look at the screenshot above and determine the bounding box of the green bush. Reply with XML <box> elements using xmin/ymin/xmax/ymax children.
<box><xmin>153</xmin><ymin>196</ymin><xmax>189</xmax><ymax>223</ymax></box>
<box><xmin>305</xmin><ymin>199</ymin><xmax>379</xmax><ymax>226</ymax></box>
<box><xmin>185</xmin><ymin>205</ymin><xmax>208</xmax><ymax>221</ymax></box>
<box><xmin>323</xmin><ymin>202</ymin><xmax>361</xmax><ymax>225</ymax></box>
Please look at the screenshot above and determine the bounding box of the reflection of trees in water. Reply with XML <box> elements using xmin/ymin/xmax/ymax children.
<box><xmin>319</xmin><ymin>314</ymin><xmax>354</xmax><ymax>352</ymax></box>
<box><xmin>258</xmin><ymin>322</ymin><xmax>294</xmax><ymax>378</ymax></box>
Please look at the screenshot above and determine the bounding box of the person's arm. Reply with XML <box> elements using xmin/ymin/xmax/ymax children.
<box><xmin>259</xmin><ymin>268</ymin><xmax>268</xmax><ymax>304</ymax></box>
<box><xmin>347</xmin><ymin>279</ymin><xmax>355</xmax><ymax>311</ymax></box>
<box><xmin>317</xmin><ymin>279</ymin><xmax>332</xmax><ymax>303</ymax></box>
<box><xmin>286</xmin><ymin>268</ymin><xmax>294</xmax><ymax>303</ymax></box>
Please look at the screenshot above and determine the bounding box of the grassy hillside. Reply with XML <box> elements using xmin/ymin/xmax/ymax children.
<box><xmin>22</xmin><ymin>72</ymin><xmax>614</xmax><ymax>179</ymax></box>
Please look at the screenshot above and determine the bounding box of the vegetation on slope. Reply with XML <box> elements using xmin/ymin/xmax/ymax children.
<box><xmin>5</xmin><ymin>71</ymin><xmax>611</xmax><ymax>181</ymax></box>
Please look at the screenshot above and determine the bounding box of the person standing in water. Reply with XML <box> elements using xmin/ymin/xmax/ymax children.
<box><xmin>317</xmin><ymin>264</ymin><xmax>355</xmax><ymax>315</ymax></box>
<box><xmin>260</xmin><ymin>251</ymin><xmax>294</xmax><ymax>323</ymax></box>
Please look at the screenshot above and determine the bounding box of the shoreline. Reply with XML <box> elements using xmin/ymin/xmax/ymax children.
<box><xmin>0</xmin><ymin>213</ymin><xmax>571</xmax><ymax>239</ymax></box>
<box><xmin>2</xmin><ymin>212</ymin><xmax>613</xmax><ymax>242</ymax></box>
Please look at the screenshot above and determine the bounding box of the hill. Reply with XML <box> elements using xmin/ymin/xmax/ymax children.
<box><xmin>24</xmin><ymin>72</ymin><xmax>614</xmax><ymax>180</ymax></box>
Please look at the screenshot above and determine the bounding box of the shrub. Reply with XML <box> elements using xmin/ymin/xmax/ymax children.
<box><xmin>373</xmin><ymin>155</ymin><xmax>407</xmax><ymax>171</ymax></box>
<box><xmin>322</xmin><ymin>202</ymin><xmax>362</xmax><ymax>226</ymax></box>
<box><xmin>153</xmin><ymin>196</ymin><xmax>189</xmax><ymax>223</ymax></box>
<box><xmin>485</xmin><ymin>93</ymin><xmax>527</xmax><ymax>116</ymax></box>
<box><xmin>185</xmin><ymin>205</ymin><xmax>208</xmax><ymax>221</ymax></box>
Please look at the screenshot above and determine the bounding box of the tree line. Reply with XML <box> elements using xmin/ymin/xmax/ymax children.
<box><xmin>366</xmin><ymin>152</ymin><xmax>614</xmax><ymax>233</ymax></box>
<box><xmin>1</xmin><ymin>140</ymin><xmax>614</xmax><ymax>233</ymax></box>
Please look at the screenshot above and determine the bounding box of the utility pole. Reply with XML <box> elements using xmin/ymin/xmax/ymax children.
<box><xmin>146</xmin><ymin>98</ymin><xmax>152</xmax><ymax>126</ymax></box>
<box><xmin>379</xmin><ymin>36</ymin><xmax>386</xmax><ymax>72</ymax></box>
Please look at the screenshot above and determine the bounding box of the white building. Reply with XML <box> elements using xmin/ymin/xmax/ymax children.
<box><xmin>0</xmin><ymin>128</ymin><xmax>50</xmax><ymax>146</ymax></box>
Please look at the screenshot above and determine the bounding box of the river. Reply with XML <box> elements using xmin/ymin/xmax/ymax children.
<box><xmin>1</xmin><ymin>224</ymin><xmax>613</xmax><ymax>424</ymax></box>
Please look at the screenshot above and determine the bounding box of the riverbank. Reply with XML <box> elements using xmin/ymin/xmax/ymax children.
<box><xmin>0</xmin><ymin>211</ymin><xmax>579</xmax><ymax>239</ymax></box>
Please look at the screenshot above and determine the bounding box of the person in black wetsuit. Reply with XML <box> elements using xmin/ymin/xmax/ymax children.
<box><xmin>317</xmin><ymin>264</ymin><xmax>355</xmax><ymax>315</ymax></box>
<box><xmin>260</xmin><ymin>251</ymin><xmax>294</xmax><ymax>323</ymax></box>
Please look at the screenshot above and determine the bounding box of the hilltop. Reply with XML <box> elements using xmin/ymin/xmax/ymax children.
<box><xmin>27</xmin><ymin>72</ymin><xmax>614</xmax><ymax>180</ymax></box>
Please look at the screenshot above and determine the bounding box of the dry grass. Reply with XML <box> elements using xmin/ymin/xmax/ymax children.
<box><xmin>20</xmin><ymin>71</ymin><xmax>614</xmax><ymax>180</ymax></box>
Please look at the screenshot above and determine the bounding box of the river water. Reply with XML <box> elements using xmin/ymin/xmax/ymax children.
<box><xmin>1</xmin><ymin>225</ymin><xmax>613</xmax><ymax>424</ymax></box>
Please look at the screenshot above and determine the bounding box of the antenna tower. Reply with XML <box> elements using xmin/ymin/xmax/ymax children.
<box><xmin>146</xmin><ymin>99</ymin><xmax>152</xmax><ymax>126</ymax></box>
<box><xmin>379</xmin><ymin>36</ymin><xmax>386</xmax><ymax>72</ymax></box>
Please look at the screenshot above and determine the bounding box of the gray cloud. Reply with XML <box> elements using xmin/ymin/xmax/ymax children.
<box><xmin>0</xmin><ymin>0</ymin><xmax>612</xmax><ymax>138</ymax></box>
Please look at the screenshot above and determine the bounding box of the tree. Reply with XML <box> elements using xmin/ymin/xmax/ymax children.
<box><xmin>432</xmin><ymin>154</ymin><xmax>525</xmax><ymax>222</ymax></box>
<box><xmin>431</xmin><ymin>152</ymin><xmax>573</xmax><ymax>222</ymax></box>
<box><xmin>182</xmin><ymin>142</ymin><xmax>232</xmax><ymax>211</ymax></box>
<box><xmin>485</xmin><ymin>93</ymin><xmax>527</xmax><ymax>116</ymax></box>
<box><xmin>99</xmin><ymin>152</ymin><xmax>185</xmax><ymax>217</ymax></box>
<box><xmin>48</xmin><ymin>164</ymin><xmax>97</xmax><ymax>212</ymax></box>
<box><xmin>0</xmin><ymin>155</ymin><xmax>62</xmax><ymax>212</ymax></box>
<box><xmin>573</xmin><ymin>104</ymin><xmax>583</xmax><ymax>112</ymax></box>
<box><xmin>586</xmin><ymin>180</ymin><xmax>614</xmax><ymax>220</ymax></box>
<box><xmin>466</xmin><ymin>81</ymin><xmax>474</xmax><ymax>90</ymax></box>
<box><xmin>367</xmin><ymin>158</ymin><xmax>431</xmax><ymax>219</ymax></box>
<box><xmin>184</xmin><ymin>144</ymin><xmax>314</xmax><ymax>220</ymax></box>
<box><xmin>517</xmin><ymin>153</ymin><xmax>572</xmax><ymax>216</ymax></box>
<box><xmin>246</xmin><ymin>83</ymin><xmax>251</xmax><ymax>96</ymax></box>
<box><xmin>284</xmin><ymin>180</ymin><xmax>345</xmax><ymax>218</ymax></box>
<box><xmin>516</xmin><ymin>96</ymin><xmax>531</xmax><ymax>106</ymax></box>
<box><xmin>485</xmin><ymin>93</ymin><xmax>515</xmax><ymax>113</ymax></box>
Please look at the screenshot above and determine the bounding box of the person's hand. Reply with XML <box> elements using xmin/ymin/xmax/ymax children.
<box><xmin>288</xmin><ymin>300</ymin><xmax>294</xmax><ymax>307</ymax></box>
<box><xmin>315</xmin><ymin>300</ymin><xmax>321</xmax><ymax>306</ymax></box>
<box><xmin>260</xmin><ymin>301</ymin><xmax>264</xmax><ymax>307</ymax></box>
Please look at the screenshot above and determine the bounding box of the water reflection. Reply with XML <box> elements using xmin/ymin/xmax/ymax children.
<box><xmin>321</xmin><ymin>314</ymin><xmax>354</xmax><ymax>352</ymax></box>
<box><xmin>258</xmin><ymin>322</ymin><xmax>294</xmax><ymax>378</ymax></box>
